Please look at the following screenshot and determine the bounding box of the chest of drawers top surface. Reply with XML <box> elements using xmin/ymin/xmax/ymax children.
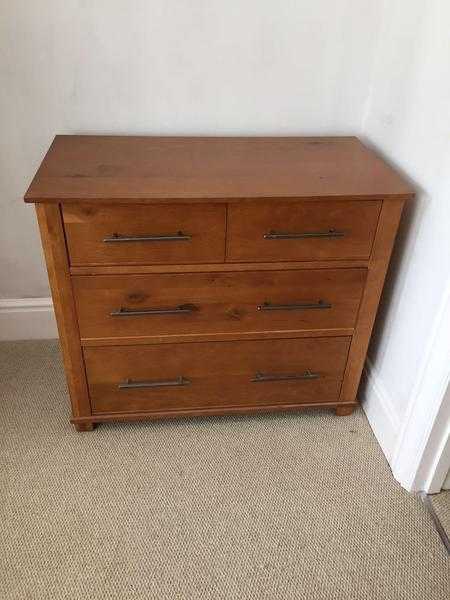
<box><xmin>26</xmin><ymin>136</ymin><xmax>412</xmax><ymax>431</ymax></box>
<box><xmin>25</xmin><ymin>135</ymin><xmax>413</xmax><ymax>202</ymax></box>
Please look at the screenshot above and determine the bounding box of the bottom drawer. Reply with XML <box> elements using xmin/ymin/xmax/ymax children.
<box><xmin>84</xmin><ymin>337</ymin><xmax>350</xmax><ymax>414</ymax></box>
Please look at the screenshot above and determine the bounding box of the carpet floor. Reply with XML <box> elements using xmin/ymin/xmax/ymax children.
<box><xmin>0</xmin><ymin>340</ymin><xmax>448</xmax><ymax>599</ymax></box>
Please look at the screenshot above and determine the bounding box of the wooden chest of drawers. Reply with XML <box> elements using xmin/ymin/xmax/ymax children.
<box><xmin>25</xmin><ymin>136</ymin><xmax>413</xmax><ymax>431</ymax></box>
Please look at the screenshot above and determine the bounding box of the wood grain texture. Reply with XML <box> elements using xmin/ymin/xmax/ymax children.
<box><xmin>69</xmin><ymin>259</ymin><xmax>369</xmax><ymax>275</ymax></box>
<box><xmin>25</xmin><ymin>136</ymin><xmax>414</xmax><ymax>203</ymax></box>
<box><xmin>339</xmin><ymin>198</ymin><xmax>406</xmax><ymax>403</ymax></box>
<box><xmin>73</xmin><ymin>269</ymin><xmax>366</xmax><ymax>342</ymax></box>
<box><xmin>26</xmin><ymin>137</ymin><xmax>412</xmax><ymax>429</ymax></box>
<box><xmin>335</xmin><ymin>405</ymin><xmax>356</xmax><ymax>416</ymax></box>
<box><xmin>74</xmin><ymin>422</ymin><xmax>96</xmax><ymax>432</ymax></box>
<box><xmin>84</xmin><ymin>337</ymin><xmax>351</xmax><ymax>414</ymax></box>
<box><xmin>70</xmin><ymin>401</ymin><xmax>357</xmax><ymax>425</ymax></box>
<box><xmin>63</xmin><ymin>203</ymin><xmax>226</xmax><ymax>266</ymax></box>
<box><xmin>35</xmin><ymin>204</ymin><xmax>91</xmax><ymax>419</ymax></box>
<box><xmin>79</xmin><ymin>328</ymin><xmax>355</xmax><ymax>347</ymax></box>
<box><xmin>227</xmin><ymin>200</ymin><xmax>381</xmax><ymax>262</ymax></box>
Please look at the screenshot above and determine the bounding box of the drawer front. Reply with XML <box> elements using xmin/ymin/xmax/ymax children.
<box><xmin>227</xmin><ymin>200</ymin><xmax>381</xmax><ymax>262</ymax></box>
<box><xmin>62</xmin><ymin>203</ymin><xmax>226</xmax><ymax>265</ymax></box>
<box><xmin>84</xmin><ymin>337</ymin><xmax>351</xmax><ymax>414</ymax></box>
<box><xmin>73</xmin><ymin>269</ymin><xmax>366</xmax><ymax>341</ymax></box>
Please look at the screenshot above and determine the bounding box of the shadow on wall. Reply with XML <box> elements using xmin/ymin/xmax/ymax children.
<box><xmin>361</xmin><ymin>139</ymin><xmax>423</xmax><ymax>369</ymax></box>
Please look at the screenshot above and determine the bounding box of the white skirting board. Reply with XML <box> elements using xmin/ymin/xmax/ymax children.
<box><xmin>360</xmin><ymin>359</ymin><xmax>400</xmax><ymax>463</ymax></box>
<box><xmin>0</xmin><ymin>298</ymin><xmax>57</xmax><ymax>340</ymax></box>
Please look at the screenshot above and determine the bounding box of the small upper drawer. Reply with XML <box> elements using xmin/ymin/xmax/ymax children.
<box><xmin>62</xmin><ymin>203</ymin><xmax>226</xmax><ymax>266</ymax></box>
<box><xmin>226</xmin><ymin>200</ymin><xmax>381</xmax><ymax>262</ymax></box>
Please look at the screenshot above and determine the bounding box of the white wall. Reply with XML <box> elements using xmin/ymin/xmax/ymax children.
<box><xmin>361</xmin><ymin>0</ymin><xmax>450</xmax><ymax>489</ymax></box>
<box><xmin>0</xmin><ymin>0</ymin><xmax>382</xmax><ymax>299</ymax></box>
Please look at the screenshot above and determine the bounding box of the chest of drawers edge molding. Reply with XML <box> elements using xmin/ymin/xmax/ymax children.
<box><xmin>29</xmin><ymin>137</ymin><xmax>412</xmax><ymax>431</ymax></box>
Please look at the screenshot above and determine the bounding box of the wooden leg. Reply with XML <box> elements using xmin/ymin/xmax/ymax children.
<box><xmin>74</xmin><ymin>422</ymin><xmax>96</xmax><ymax>432</ymax></box>
<box><xmin>335</xmin><ymin>405</ymin><xmax>356</xmax><ymax>416</ymax></box>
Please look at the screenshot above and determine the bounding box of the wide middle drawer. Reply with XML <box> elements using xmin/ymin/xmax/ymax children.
<box><xmin>73</xmin><ymin>269</ymin><xmax>366</xmax><ymax>341</ymax></box>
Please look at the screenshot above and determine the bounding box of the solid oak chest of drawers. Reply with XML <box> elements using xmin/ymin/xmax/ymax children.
<box><xmin>25</xmin><ymin>136</ymin><xmax>413</xmax><ymax>431</ymax></box>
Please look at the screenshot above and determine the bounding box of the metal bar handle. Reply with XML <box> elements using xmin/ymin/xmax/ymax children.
<box><xmin>251</xmin><ymin>370</ymin><xmax>320</xmax><ymax>383</ymax></box>
<box><xmin>257</xmin><ymin>300</ymin><xmax>332</xmax><ymax>311</ymax></box>
<box><xmin>103</xmin><ymin>231</ymin><xmax>191</xmax><ymax>243</ymax></box>
<box><xmin>111</xmin><ymin>304</ymin><xmax>197</xmax><ymax>317</ymax></box>
<box><xmin>263</xmin><ymin>229</ymin><xmax>344</xmax><ymax>240</ymax></box>
<box><xmin>118</xmin><ymin>376</ymin><xmax>191</xmax><ymax>389</ymax></box>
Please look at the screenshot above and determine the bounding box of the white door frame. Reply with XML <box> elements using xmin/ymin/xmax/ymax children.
<box><xmin>390</xmin><ymin>282</ymin><xmax>450</xmax><ymax>492</ymax></box>
<box><xmin>424</xmin><ymin>387</ymin><xmax>450</xmax><ymax>492</ymax></box>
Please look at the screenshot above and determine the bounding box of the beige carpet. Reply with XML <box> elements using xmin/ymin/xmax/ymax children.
<box><xmin>0</xmin><ymin>341</ymin><xmax>448</xmax><ymax>599</ymax></box>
